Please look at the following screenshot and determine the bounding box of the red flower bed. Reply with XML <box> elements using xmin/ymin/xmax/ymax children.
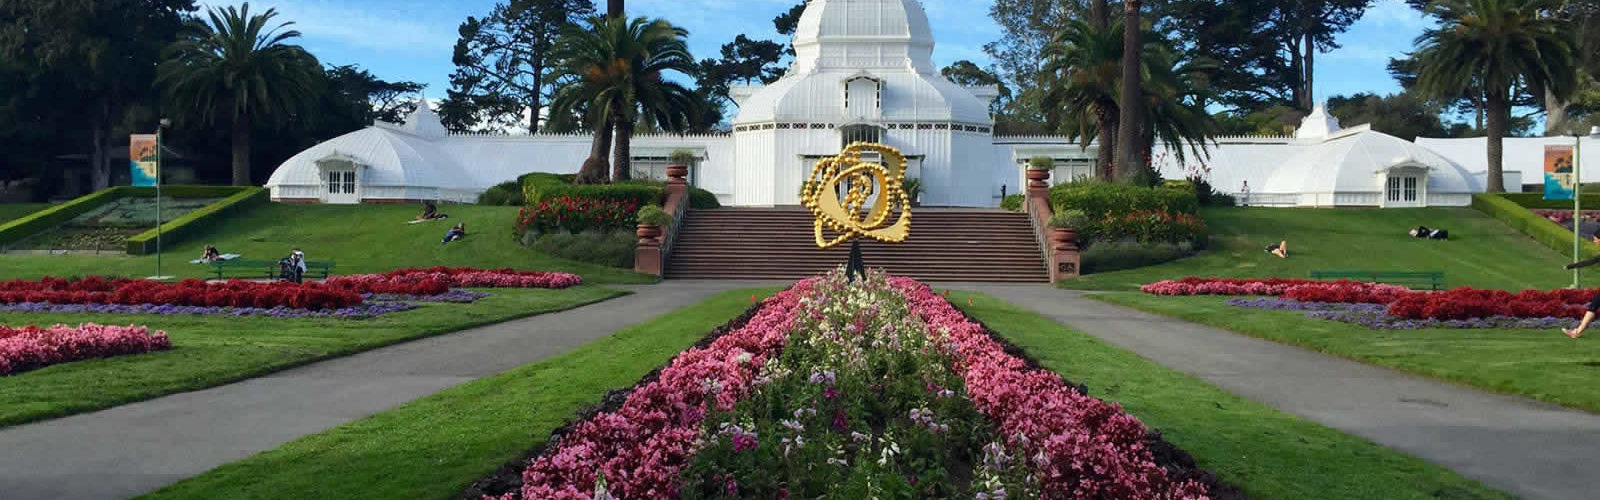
<box><xmin>516</xmin><ymin>197</ymin><xmax>640</xmax><ymax>235</ymax></box>
<box><xmin>1146</xmin><ymin>278</ymin><xmax>1597</xmax><ymax>321</ymax></box>
<box><xmin>0</xmin><ymin>277</ymin><xmax>362</xmax><ymax>310</ymax></box>
<box><xmin>0</xmin><ymin>323</ymin><xmax>171</xmax><ymax>375</ymax></box>
<box><xmin>327</xmin><ymin>267</ymin><xmax>583</xmax><ymax>294</ymax></box>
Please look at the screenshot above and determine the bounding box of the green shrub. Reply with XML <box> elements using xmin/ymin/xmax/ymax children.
<box><xmin>669</xmin><ymin>149</ymin><xmax>697</xmax><ymax>164</ymax></box>
<box><xmin>1000</xmin><ymin>194</ymin><xmax>1024</xmax><ymax>212</ymax></box>
<box><xmin>903</xmin><ymin>178</ymin><xmax>923</xmax><ymax>203</ymax></box>
<box><xmin>1028</xmin><ymin>156</ymin><xmax>1054</xmax><ymax>170</ymax></box>
<box><xmin>1080</xmin><ymin>210</ymin><xmax>1208</xmax><ymax>249</ymax></box>
<box><xmin>1082</xmin><ymin>240</ymin><xmax>1195</xmax><ymax>274</ymax></box>
<box><xmin>636</xmin><ymin>205</ymin><xmax>671</xmax><ymax>227</ymax></box>
<box><xmin>125</xmin><ymin>187</ymin><xmax>268</xmax><ymax>254</ymax></box>
<box><xmin>688</xmin><ymin>187</ymin><xmax>721</xmax><ymax>209</ymax></box>
<box><xmin>1049</xmin><ymin>182</ymin><xmax>1199</xmax><ymax>218</ymax></box>
<box><xmin>519</xmin><ymin>172</ymin><xmax>664</xmax><ymax>207</ymax></box>
<box><xmin>1473</xmin><ymin>193</ymin><xmax>1600</xmax><ymax>260</ymax></box>
<box><xmin>478</xmin><ymin>181</ymin><xmax>524</xmax><ymax>206</ymax></box>
<box><xmin>527</xmin><ymin>230</ymin><xmax>637</xmax><ymax>268</ymax></box>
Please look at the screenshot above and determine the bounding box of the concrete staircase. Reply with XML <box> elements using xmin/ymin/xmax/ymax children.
<box><xmin>665</xmin><ymin>208</ymin><xmax>1049</xmax><ymax>282</ymax></box>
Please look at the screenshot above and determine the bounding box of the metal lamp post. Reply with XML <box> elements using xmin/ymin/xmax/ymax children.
<box><xmin>149</xmin><ymin>119</ymin><xmax>173</xmax><ymax>281</ymax></box>
<box><xmin>1575</xmin><ymin>126</ymin><xmax>1600</xmax><ymax>289</ymax></box>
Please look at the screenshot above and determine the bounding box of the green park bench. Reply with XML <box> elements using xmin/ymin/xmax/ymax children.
<box><xmin>1310</xmin><ymin>270</ymin><xmax>1444</xmax><ymax>291</ymax></box>
<box><xmin>210</xmin><ymin>259</ymin><xmax>335</xmax><ymax>281</ymax></box>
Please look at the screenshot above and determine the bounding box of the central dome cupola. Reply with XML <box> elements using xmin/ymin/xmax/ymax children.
<box><xmin>790</xmin><ymin>0</ymin><xmax>937</xmax><ymax>74</ymax></box>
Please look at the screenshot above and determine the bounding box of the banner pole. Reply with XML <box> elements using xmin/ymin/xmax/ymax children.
<box><xmin>1577</xmin><ymin>135</ymin><xmax>1583</xmax><ymax>289</ymax></box>
<box><xmin>156</xmin><ymin>127</ymin><xmax>163</xmax><ymax>281</ymax></box>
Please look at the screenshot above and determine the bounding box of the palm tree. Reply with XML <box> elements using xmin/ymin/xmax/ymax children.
<box><xmin>1042</xmin><ymin>20</ymin><xmax>1122</xmax><ymax>179</ymax></box>
<box><xmin>158</xmin><ymin>3</ymin><xmax>322</xmax><ymax>186</ymax></box>
<box><xmin>1115</xmin><ymin>0</ymin><xmax>1144</xmax><ymax>182</ymax></box>
<box><xmin>1043</xmin><ymin>22</ymin><xmax>1216</xmax><ymax>181</ymax></box>
<box><xmin>1414</xmin><ymin>0</ymin><xmax>1577</xmax><ymax>192</ymax></box>
<box><xmin>550</xmin><ymin>15</ymin><xmax>697</xmax><ymax>184</ymax></box>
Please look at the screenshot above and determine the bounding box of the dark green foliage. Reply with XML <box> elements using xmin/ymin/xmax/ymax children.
<box><xmin>527</xmin><ymin>230</ymin><xmax>636</xmax><ymax>268</ymax></box>
<box><xmin>1001</xmin><ymin>194</ymin><xmax>1025</xmax><ymax>212</ymax></box>
<box><xmin>1049</xmin><ymin>182</ymin><xmax>1200</xmax><ymax>219</ymax></box>
<box><xmin>688</xmin><ymin>187</ymin><xmax>721</xmax><ymax>209</ymax></box>
<box><xmin>1495</xmin><ymin>192</ymin><xmax>1600</xmax><ymax>209</ymax></box>
<box><xmin>1082</xmin><ymin>240</ymin><xmax>1194</xmax><ymax>274</ymax></box>
<box><xmin>443</xmin><ymin>0</ymin><xmax>595</xmax><ymax>133</ymax></box>
<box><xmin>519</xmin><ymin>172</ymin><xmax>665</xmax><ymax>207</ymax></box>
<box><xmin>1472</xmin><ymin>193</ymin><xmax>1600</xmax><ymax>259</ymax></box>
<box><xmin>478</xmin><ymin>181</ymin><xmax>525</xmax><ymax>206</ymax></box>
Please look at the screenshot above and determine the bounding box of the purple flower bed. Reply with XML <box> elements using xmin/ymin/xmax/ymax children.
<box><xmin>0</xmin><ymin>290</ymin><xmax>494</xmax><ymax>319</ymax></box>
<box><xmin>1227</xmin><ymin>297</ymin><xmax>1570</xmax><ymax>330</ymax></box>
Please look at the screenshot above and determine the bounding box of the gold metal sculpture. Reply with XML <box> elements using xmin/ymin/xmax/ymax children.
<box><xmin>800</xmin><ymin>142</ymin><xmax>913</xmax><ymax>250</ymax></box>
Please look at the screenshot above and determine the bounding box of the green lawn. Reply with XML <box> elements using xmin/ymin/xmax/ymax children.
<box><xmin>1095</xmin><ymin>292</ymin><xmax>1600</xmax><ymax>413</ymax></box>
<box><xmin>138</xmin><ymin>288</ymin><xmax>779</xmax><ymax>500</ymax></box>
<box><xmin>0</xmin><ymin>204</ymin><xmax>653</xmax><ymax>284</ymax></box>
<box><xmin>954</xmin><ymin>291</ymin><xmax>1513</xmax><ymax>500</ymax></box>
<box><xmin>0</xmin><ymin>203</ymin><xmax>48</xmax><ymax>223</ymax></box>
<box><xmin>1068</xmin><ymin>207</ymin><xmax>1578</xmax><ymax>291</ymax></box>
<box><xmin>0</xmin><ymin>285</ymin><xmax>624</xmax><ymax>427</ymax></box>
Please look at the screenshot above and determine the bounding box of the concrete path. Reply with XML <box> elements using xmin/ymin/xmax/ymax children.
<box><xmin>951</xmin><ymin>284</ymin><xmax>1600</xmax><ymax>500</ymax></box>
<box><xmin>0</xmin><ymin>281</ymin><xmax>768</xmax><ymax>500</ymax></box>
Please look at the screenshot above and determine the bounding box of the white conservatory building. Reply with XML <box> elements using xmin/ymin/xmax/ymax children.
<box><xmin>264</xmin><ymin>0</ymin><xmax>1571</xmax><ymax>209</ymax></box>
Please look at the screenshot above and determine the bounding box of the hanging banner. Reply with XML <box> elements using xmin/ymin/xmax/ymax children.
<box><xmin>1545</xmin><ymin>144</ymin><xmax>1576</xmax><ymax>201</ymax></box>
<box><xmin>130</xmin><ymin>134</ymin><xmax>159</xmax><ymax>187</ymax></box>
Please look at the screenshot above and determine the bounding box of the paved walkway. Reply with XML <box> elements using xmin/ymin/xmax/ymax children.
<box><xmin>952</xmin><ymin>284</ymin><xmax>1600</xmax><ymax>500</ymax></box>
<box><xmin>0</xmin><ymin>281</ymin><xmax>766</xmax><ymax>500</ymax></box>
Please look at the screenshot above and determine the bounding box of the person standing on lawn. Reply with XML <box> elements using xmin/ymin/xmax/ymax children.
<box><xmin>1562</xmin><ymin>232</ymin><xmax>1600</xmax><ymax>338</ymax></box>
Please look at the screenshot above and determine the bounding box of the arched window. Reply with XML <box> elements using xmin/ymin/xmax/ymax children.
<box><xmin>843</xmin><ymin>76</ymin><xmax>882</xmax><ymax>119</ymax></box>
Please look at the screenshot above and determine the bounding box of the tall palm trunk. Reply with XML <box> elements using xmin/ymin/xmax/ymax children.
<box><xmin>1090</xmin><ymin>0</ymin><xmax>1110</xmax><ymax>29</ymax></box>
<box><xmin>576</xmin><ymin>114</ymin><xmax>614</xmax><ymax>184</ymax></box>
<box><xmin>1546</xmin><ymin>89</ymin><xmax>1569</xmax><ymax>136</ymax></box>
<box><xmin>608</xmin><ymin>0</ymin><xmax>623</xmax><ymax>18</ymax></box>
<box><xmin>1094</xmin><ymin>102</ymin><xmax>1118</xmax><ymax>180</ymax></box>
<box><xmin>231</xmin><ymin>110</ymin><xmax>252</xmax><ymax>186</ymax></box>
<box><xmin>1115</xmin><ymin>0</ymin><xmax>1144</xmax><ymax>182</ymax></box>
<box><xmin>90</xmin><ymin>125</ymin><xmax>110</xmax><ymax>191</ymax></box>
<box><xmin>1485</xmin><ymin>91</ymin><xmax>1509</xmax><ymax>193</ymax></box>
<box><xmin>612</xmin><ymin>101</ymin><xmax>633</xmax><ymax>182</ymax></box>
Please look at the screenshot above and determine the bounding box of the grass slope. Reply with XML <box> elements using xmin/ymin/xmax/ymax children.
<box><xmin>1068</xmin><ymin>207</ymin><xmax>1577</xmax><ymax>291</ymax></box>
<box><xmin>954</xmin><ymin>291</ymin><xmax>1513</xmax><ymax>500</ymax></box>
<box><xmin>138</xmin><ymin>288</ymin><xmax>779</xmax><ymax>500</ymax></box>
<box><xmin>0</xmin><ymin>286</ymin><xmax>624</xmax><ymax>427</ymax></box>
<box><xmin>0</xmin><ymin>203</ymin><xmax>49</xmax><ymax>224</ymax></box>
<box><xmin>0</xmin><ymin>204</ymin><xmax>653</xmax><ymax>284</ymax></box>
<box><xmin>1095</xmin><ymin>292</ymin><xmax>1600</xmax><ymax>413</ymax></box>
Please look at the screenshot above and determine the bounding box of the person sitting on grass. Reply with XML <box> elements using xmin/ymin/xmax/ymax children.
<box><xmin>1562</xmin><ymin>233</ymin><xmax>1600</xmax><ymax>339</ymax></box>
<box><xmin>416</xmin><ymin>200</ymin><xmax>447</xmax><ymax>221</ymax></box>
<box><xmin>1265</xmin><ymin>241</ymin><xmax>1288</xmax><ymax>259</ymax></box>
<box><xmin>442</xmin><ymin>223</ymin><xmax>467</xmax><ymax>245</ymax></box>
<box><xmin>201</xmin><ymin>245</ymin><xmax>221</xmax><ymax>262</ymax></box>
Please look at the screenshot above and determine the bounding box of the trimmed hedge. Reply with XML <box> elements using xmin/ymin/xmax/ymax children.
<box><xmin>1049</xmin><ymin>182</ymin><xmax>1199</xmax><ymax>219</ymax></box>
<box><xmin>1472</xmin><ymin>193</ymin><xmax>1600</xmax><ymax>260</ymax></box>
<box><xmin>0</xmin><ymin>188</ymin><xmax>126</xmax><ymax>246</ymax></box>
<box><xmin>520</xmin><ymin>173</ymin><xmax>665</xmax><ymax>207</ymax></box>
<box><xmin>126</xmin><ymin>187</ymin><xmax>268</xmax><ymax>254</ymax></box>
<box><xmin>688</xmin><ymin>186</ymin><xmax>721</xmax><ymax>209</ymax></box>
<box><xmin>1496</xmin><ymin>192</ymin><xmax>1600</xmax><ymax>210</ymax></box>
<box><xmin>478</xmin><ymin>181</ymin><xmax>524</xmax><ymax>206</ymax></box>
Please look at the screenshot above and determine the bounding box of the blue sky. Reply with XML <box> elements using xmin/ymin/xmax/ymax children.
<box><xmin>198</xmin><ymin>0</ymin><xmax>1431</xmax><ymax>107</ymax></box>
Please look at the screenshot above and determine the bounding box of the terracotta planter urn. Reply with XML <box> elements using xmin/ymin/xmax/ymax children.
<box><xmin>1049</xmin><ymin>226</ymin><xmax>1078</xmax><ymax>250</ymax></box>
<box><xmin>636</xmin><ymin>224</ymin><xmax>663</xmax><ymax>245</ymax></box>
<box><xmin>666</xmin><ymin>164</ymin><xmax>689</xmax><ymax>185</ymax></box>
<box><xmin>1026</xmin><ymin>168</ymin><xmax>1050</xmax><ymax>188</ymax></box>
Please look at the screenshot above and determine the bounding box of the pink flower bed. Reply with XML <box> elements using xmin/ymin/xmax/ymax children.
<box><xmin>329</xmin><ymin>267</ymin><xmax>583</xmax><ymax>292</ymax></box>
<box><xmin>1140</xmin><ymin>277</ymin><xmax>1325</xmax><ymax>296</ymax></box>
<box><xmin>1146</xmin><ymin>277</ymin><xmax>1596</xmax><ymax>322</ymax></box>
<box><xmin>0</xmin><ymin>323</ymin><xmax>171</xmax><ymax>375</ymax></box>
<box><xmin>502</xmin><ymin>280</ymin><xmax>812</xmax><ymax>500</ymax></box>
<box><xmin>897</xmin><ymin>278</ymin><xmax>1210</xmax><ymax>499</ymax></box>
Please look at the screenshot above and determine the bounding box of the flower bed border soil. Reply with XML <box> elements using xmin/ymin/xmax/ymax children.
<box><xmin>454</xmin><ymin>298</ymin><xmax>770</xmax><ymax>500</ymax></box>
<box><xmin>456</xmin><ymin>289</ymin><xmax>1244</xmax><ymax>500</ymax></box>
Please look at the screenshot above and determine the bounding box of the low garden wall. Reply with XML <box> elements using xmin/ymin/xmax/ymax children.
<box><xmin>1472</xmin><ymin>193</ymin><xmax>1600</xmax><ymax>261</ymax></box>
<box><xmin>125</xmin><ymin>187</ymin><xmax>267</xmax><ymax>254</ymax></box>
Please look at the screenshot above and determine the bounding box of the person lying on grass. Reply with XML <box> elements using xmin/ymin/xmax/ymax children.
<box><xmin>442</xmin><ymin>223</ymin><xmax>467</xmax><ymax>245</ymax></box>
<box><xmin>1265</xmin><ymin>240</ymin><xmax>1288</xmax><ymax>259</ymax></box>
<box><xmin>1562</xmin><ymin>233</ymin><xmax>1600</xmax><ymax>339</ymax></box>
